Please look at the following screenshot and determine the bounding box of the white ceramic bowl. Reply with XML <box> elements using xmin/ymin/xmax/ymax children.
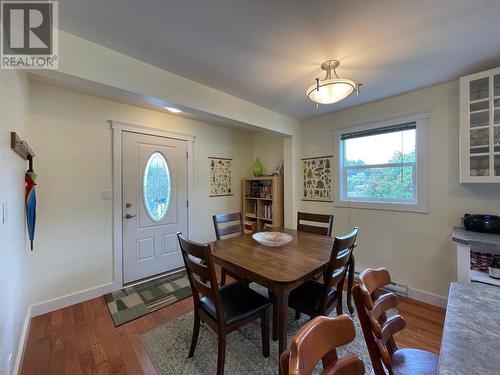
<box><xmin>252</xmin><ymin>231</ymin><xmax>293</xmax><ymax>247</ymax></box>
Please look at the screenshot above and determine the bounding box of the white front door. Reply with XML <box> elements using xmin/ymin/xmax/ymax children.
<box><xmin>122</xmin><ymin>131</ymin><xmax>187</xmax><ymax>284</ymax></box>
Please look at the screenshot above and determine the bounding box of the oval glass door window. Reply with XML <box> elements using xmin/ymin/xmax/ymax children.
<box><xmin>143</xmin><ymin>152</ymin><xmax>171</xmax><ymax>222</ymax></box>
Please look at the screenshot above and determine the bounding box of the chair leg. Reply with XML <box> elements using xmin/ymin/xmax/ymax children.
<box><xmin>336</xmin><ymin>299</ymin><xmax>343</xmax><ymax>315</ymax></box>
<box><xmin>217</xmin><ymin>334</ymin><xmax>226</xmax><ymax>375</ymax></box>
<box><xmin>261</xmin><ymin>308</ymin><xmax>270</xmax><ymax>358</ymax></box>
<box><xmin>347</xmin><ymin>255</ymin><xmax>355</xmax><ymax>316</ymax></box>
<box><xmin>188</xmin><ymin>312</ymin><xmax>201</xmax><ymax>357</ymax></box>
<box><xmin>220</xmin><ymin>268</ymin><xmax>226</xmax><ymax>287</ymax></box>
<box><xmin>294</xmin><ymin>310</ymin><xmax>301</xmax><ymax>321</ymax></box>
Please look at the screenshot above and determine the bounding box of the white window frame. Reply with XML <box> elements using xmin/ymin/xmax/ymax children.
<box><xmin>333</xmin><ymin>112</ymin><xmax>429</xmax><ymax>213</ymax></box>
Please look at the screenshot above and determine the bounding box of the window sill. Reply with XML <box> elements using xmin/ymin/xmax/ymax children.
<box><xmin>335</xmin><ymin>199</ymin><xmax>428</xmax><ymax>213</ymax></box>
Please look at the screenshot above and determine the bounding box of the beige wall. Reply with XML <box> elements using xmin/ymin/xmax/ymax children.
<box><xmin>0</xmin><ymin>71</ymin><xmax>30</xmax><ymax>373</ymax></box>
<box><xmin>300</xmin><ymin>80</ymin><xmax>500</xmax><ymax>298</ymax></box>
<box><xmin>28</xmin><ymin>82</ymin><xmax>255</xmax><ymax>305</ymax></box>
<box><xmin>253</xmin><ymin>133</ymin><xmax>284</xmax><ymax>175</ymax></box>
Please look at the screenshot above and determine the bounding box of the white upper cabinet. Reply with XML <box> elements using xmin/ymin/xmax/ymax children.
<box><xmin>460</xmin><ymin>67</ymin><xmax>500</xmax><ymax>183</ymax></box>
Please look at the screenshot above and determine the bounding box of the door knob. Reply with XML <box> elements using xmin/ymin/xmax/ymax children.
<box><xmin>125</xmin><ymin>213</ymin><xmax>137</xmax><ymax>219</ymax></box>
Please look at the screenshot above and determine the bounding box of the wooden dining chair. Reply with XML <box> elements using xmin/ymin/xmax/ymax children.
<box><xmin>280</xmin><ymin>315</ymin><xmax>365</xmax><ymax>375</ymax></box>
<box><xmin>296</xmin><ymin>212</ymin><xmax>335</xmax><ymax>282</ymax></box>
<box><xmin>297</xmin><ymin>212</ymin><xmax>356</xmax><ymax>316</ymax></box>
<box><xmin>289</xmin><ymin>227</ymin><xmax>358</xmax><ymax>320</ymax></box>
<box><xmin>212</xmin><ymin>212</ymin><xmax>245</xmax><ymax>286</ymax></box>
<box><xmin>177</xmin><ymin>233</ymin><xmax>272</xmax><ymax>375</ymax></box>
<box><xmin>297</xmin><ymin>212</ymin><xmax>334</xmax><ymax>237</ymax></box>
<box><xmin>352</xmin><ymin>268</ymin><xmax>438</xmax><ymax>375</ymax></box>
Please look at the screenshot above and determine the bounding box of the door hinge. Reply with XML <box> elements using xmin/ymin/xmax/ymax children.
<box><xmin>186</xmin><ymin>200</ymin><xmax>189</xmax><ymax>208</ymax></box>
<box><xmin>186</xmin><ymin>151</ymin><xmax>188</xmax><ymax>159</ymax></box>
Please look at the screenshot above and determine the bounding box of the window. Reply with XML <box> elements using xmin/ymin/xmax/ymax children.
<box><xmin>143</xmin><ymin>152</ymin><xmax>171</xmax><ymax>221</ymax></box>
<box><xmin>334</xmin><ymin>113</ymin><xmax>428</xmax><ymax>212</ymax></box>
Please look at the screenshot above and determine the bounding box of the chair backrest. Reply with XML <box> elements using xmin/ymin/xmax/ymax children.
<box><xmin>280</xmin><ymin>315</ymin><xmax>365</xmax><ymax>375</ymax></box>
<box><xmin>212</xmin><ymin>212</ymin><xmax>244</xmax><ymax>240</ymax></box>
<box><xmin>353</xmin><ymin>268</ymin><xmax>407</xmax><ymax>375</ymax></box>
<box><xmin>177</xmin><ymin>233</ymin><xmax>223</xmax><ymax>320</ymax></box>
<box><xmin>320</xmin><ymin>228</ymin><xmax>358</xmax><ymax>310</ymax></box>
<box><xmin>297</xmin><ymin>212</ymin><xmax>334</xmax><ymax>237</ymax></box>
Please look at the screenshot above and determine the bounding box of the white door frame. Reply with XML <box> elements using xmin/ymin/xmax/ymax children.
<box><xmin>111</xmin><ymin>120</ymin><xmax>195</xmax><ymax>290</ymax></box>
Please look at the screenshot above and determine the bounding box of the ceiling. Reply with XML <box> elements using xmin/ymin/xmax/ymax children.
<box><xmin>59</xmin><ymin>0</ymin><xmax>500</xmax><ymax>120</ymax></box>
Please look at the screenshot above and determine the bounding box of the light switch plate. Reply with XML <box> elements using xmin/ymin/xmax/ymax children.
<box><xmin>100</xmin><ymin>190</ymin><xmax>112</xmax><ymax>201</ymax></box>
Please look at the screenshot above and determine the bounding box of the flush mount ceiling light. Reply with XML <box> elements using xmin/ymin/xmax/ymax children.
<box><xmin>165</xmin><ymin>106</ymin><xmax>181</xmax><ymax>113</ymax></box>
<box><xmin>306</xmin><ymin>60</ymin><xmax>361</xmax><ymax>106</ymax></box>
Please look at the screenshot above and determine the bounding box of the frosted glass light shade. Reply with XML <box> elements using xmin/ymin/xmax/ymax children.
<box><xmin>306</xmin><ymin>78</ymin><xmax>356</xmax><ymax>104</ymax></box>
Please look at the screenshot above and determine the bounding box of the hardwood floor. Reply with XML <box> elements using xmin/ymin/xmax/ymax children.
<box><xmin>21</xmin><ymin>290</ymin><xmax>445</xmax><ymax>375</ymax></box>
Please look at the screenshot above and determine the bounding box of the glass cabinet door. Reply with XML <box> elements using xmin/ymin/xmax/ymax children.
<box><xmin>461</xmin><ymin>68</ymin><xmax>500</xmax><ymax>182</ymax></box>
<box><xmin>468</xmin><ymin>77</ymin><xmax>490</xmax><ymax>177</ymax></box>
<box><xmin>495</xmin><ymin>74</ymin><xmax>500</xmax><ymax>176</ymax></box>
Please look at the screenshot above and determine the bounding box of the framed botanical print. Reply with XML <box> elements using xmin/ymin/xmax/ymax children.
<box><xmin>302</xmin><ymin>155</ymin><xmax>333</xmax><ymax>202</ymax></box>
<box><xmin>209</xmin><ymin>157</ymin><xmax>233</xmax><ymax>197</ymax></box>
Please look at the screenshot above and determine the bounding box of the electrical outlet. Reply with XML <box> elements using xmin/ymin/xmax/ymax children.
<box><xmin>100</xmin><ymin>190</ymin><xmax>112</xmax><ymax>201</ymax></box>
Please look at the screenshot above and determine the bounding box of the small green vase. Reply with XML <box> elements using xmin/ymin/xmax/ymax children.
<box><xmin>252</xmin><ymin>158</ymin><xmax>263</xmax><ymax>177</ymax></box>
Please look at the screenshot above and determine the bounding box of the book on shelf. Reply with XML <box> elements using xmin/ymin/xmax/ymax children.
<box><xmin>263</xmin><ymin>202</ymin><xmax>273</xmax><ymax>220</ymax></box>
<box><xmin>244</xmin><ymin>221</ymin><xmax>257</xmax><ymax>233</ymax></box>
<box><xmin>250</xmin><ymin>181</ymin><xmax>273</xmax><ymax>199</ymax></box>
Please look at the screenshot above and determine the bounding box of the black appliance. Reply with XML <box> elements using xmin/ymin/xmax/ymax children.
<box><xmin>463</xmin><ymin>214</ymin><xmax>500</xmax><ymax>234</ymax></box>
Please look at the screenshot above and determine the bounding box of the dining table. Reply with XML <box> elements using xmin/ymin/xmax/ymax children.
<box><xmin>210</xmin><ymin>228</ymin><xmax>355</xmax><ymax>356</ymax></box>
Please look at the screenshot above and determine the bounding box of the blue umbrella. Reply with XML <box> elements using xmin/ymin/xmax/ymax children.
<box><xmin>25</xmin><ymin>163</ymin><xmax>37</xmax><ymax>251</ymax></box>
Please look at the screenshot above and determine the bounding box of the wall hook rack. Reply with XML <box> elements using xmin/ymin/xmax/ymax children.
<box><xmin>11</xmin><ymin>132</ymin><xmax>35</xmax><ymax>171</ymax></box>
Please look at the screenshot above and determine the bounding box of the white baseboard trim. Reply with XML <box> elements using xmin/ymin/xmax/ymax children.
<box><xmin>354</xmin><ymin>267</ymin><xmax>448</xmax><ymax>309</ymax></box>
<box><xmin>12</xmin><ymin>305</ymin><xmax>32</xmax><ymax>375</ymax></box>
<box><xmin>30</xmin><ymin>281</ymin><xmax>118</xmax><ymax>317</ymax></box>
<box><xmin>407</xmin><ymin>287</ymin><xmax>448</xmax><ymax>308</ymax></box>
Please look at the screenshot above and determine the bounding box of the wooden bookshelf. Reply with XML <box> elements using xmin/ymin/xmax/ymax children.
<box><xmin>242</xmin><ymin>176</ymin><xmax>283</xmax><ymax>232</ymax></box>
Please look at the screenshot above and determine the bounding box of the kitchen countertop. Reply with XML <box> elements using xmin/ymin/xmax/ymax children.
<box><xmin>452</xmin><ymin>226</ymin><xmax>500</xmax><ymax>247</ymax></box>
<box><xmin>438</xmin><ymin>282</ymin><xmax>500</xmax><ymax>375</ymax></box>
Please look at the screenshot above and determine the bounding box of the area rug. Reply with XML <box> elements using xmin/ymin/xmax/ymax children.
<box><xmin>104</xmin><ymin>271</ymin><xmax>191</xmax><ymax>326</ymax></box>
<box><xmin>141</xmin><ymin>296</ymin><xmax>373</xmax><ymax>374</ymax></box>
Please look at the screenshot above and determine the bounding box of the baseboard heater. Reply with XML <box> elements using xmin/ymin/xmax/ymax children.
<box><xmin>353</xmin><ymin>271</ymin><xmax>408</xmax><ymax>297</ymax></box>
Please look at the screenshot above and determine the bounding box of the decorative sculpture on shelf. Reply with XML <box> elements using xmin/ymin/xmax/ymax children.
<box><xmin>252</xmin><ymin>158</ymin><xmax>263</xmax><ymax>177</ymax></box>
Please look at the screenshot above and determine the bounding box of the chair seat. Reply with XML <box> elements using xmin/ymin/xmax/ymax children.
<box><xmin>200</xmin><ymin>281</ymin><xmax>271</xmax><ymax>325</ymax></box>
<box><xmin>391</xmin><ymin>348</ymin><xmax>438</xmax><ymax>375</ymax></box>
<box><xmin>288</xmin><ymin>280</ymin><xmax>337</xmax><ymax>315</ymax></box>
